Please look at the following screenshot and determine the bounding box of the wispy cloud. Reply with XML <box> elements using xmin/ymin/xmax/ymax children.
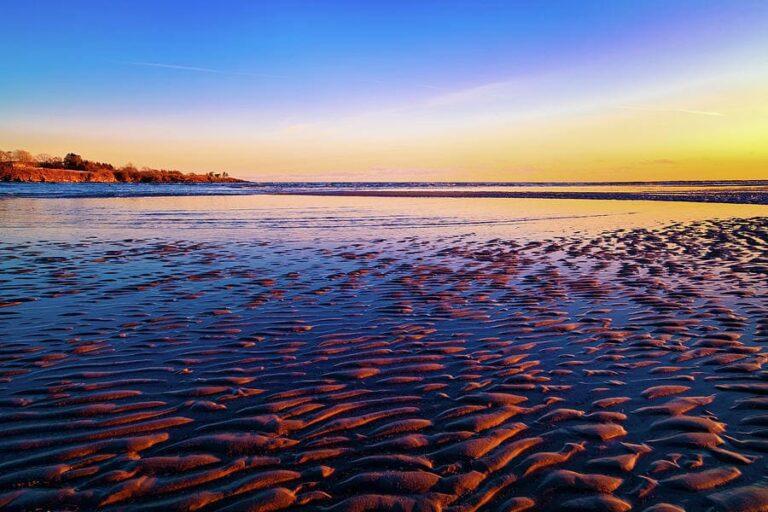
<box><xmin>617</xmin><ymin>104</ymin><xmax>725</xmax><ymax>117</ymax></box>
<box><xmin>121</xmin><ymin>60</ymin><xmax>442</xmax><ymax>92</ymax></box>
<box><xmin>121</xmin><ymin>61</ymin><xmax>286</xmax><ymax>80</ymax></box>
<box><xmin>126</xmin><ymin>61</ymin><xmax>222</xmax><ymax>73</ymax></box>
<box><xmin>425</xmin><ymin>80</ymin><xmax>521</xmax><ymax>107</ymax></box>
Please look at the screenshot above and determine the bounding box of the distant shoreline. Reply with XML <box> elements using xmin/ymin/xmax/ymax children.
<box><xmin>267</xmin><ymin>187</ymin><xmax>768</xmax><ymax>205</ymax></box>
<box><xmin>0</xmin><ymin>149</ymin><xmax>243</xmax><ymax>184</ymax></box>
<box><xmin>254</xmin><ymin>179</ymin><xmax>768</xmax><ymax>187</ymax></box>
<box><xmin>0</xmin><ymin>164</ymin><xmax>242</xmax><ymax>184</ymax></box>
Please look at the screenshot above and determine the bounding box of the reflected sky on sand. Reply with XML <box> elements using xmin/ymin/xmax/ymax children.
<box><xmin>1</xmin><ymin>193</ymin><xmax>766</xmax><ymax>243</ymax></box>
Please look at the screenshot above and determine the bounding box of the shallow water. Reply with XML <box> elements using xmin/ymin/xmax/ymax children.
<box><xmin>1</xmin><ymin>193</ymin><xmax>766</xmax><ymax>243</ymax></box>
<box><xmin>2</xmin><ymin>181</ymin><xmax>767</xmax><ymax>200</ymax></box>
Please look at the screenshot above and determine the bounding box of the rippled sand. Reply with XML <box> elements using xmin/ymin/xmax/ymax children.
<box><xmin>0</xmin><ymin>215</ymin><xmax>767</xmax><ymax>511</ymax></box>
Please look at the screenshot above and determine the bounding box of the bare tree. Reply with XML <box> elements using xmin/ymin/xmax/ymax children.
<box><xmin>35</xmin><ymin>153</ymin><xmax>54</xmax><ymax>164</ymax></box>
<box><xmin>12</xmin><ymin>149</ymin><xmax>34</xmax><ymax>164</ymax></box>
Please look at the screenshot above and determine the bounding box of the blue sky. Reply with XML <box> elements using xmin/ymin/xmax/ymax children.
<box><xmin>2</xmin><ymin>1</ymin><xmax>767</xmax><ymax>180</ymax></box>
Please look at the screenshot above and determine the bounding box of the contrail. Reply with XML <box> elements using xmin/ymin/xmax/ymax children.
<box><xmin>121</xmin><ymin>61</ymin><xmax>287</xmax><ymax>80</ymax></box>
<box><xmin>119</xmin><ymin>60</ymin><xmax>444</xmax><ymax>91</ymax></box>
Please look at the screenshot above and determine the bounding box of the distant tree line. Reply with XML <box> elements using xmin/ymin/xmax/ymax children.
<box><xmin>0</xmin><ymin>148</ymin><xmax>233</xmax><ymax>183</ymax></box>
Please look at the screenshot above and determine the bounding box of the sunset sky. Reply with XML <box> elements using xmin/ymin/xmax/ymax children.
<box><xmin>2</xmin><ymin>1</ymin><xmax>767</xmax><ymax>181</ymax></box>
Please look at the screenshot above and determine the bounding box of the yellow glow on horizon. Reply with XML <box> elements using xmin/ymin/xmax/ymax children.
<box><xmin>2</xmin><ymin>73</ymin><xmax>767</xmax><ymax>182</ymax></box>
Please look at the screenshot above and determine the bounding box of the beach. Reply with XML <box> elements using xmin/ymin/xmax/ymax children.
<box><xmin>0</xmin><ymin>189</ymin><xmax>767</xmax><ymax>511</ymax></box>
<box><xmin>6</xmin><ymin>0</ymin><xmax>768</xmax><ymax>509</ymax></box>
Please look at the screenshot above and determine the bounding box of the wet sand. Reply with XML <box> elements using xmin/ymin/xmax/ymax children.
<box><xmin>0</xmin><ymin>197</ymin><xmax>767</xmax><ymax>511</ymax></box>
<box><xmin>268</xmin><ymin>187</ymin><xmax>768</xmax><ymax>205</ymax></box>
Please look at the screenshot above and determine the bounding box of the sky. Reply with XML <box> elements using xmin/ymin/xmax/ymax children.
<box><xmin>1</xmin><ymin>0</ymin><xmax>767</xmax><ymax>181</ymax></box>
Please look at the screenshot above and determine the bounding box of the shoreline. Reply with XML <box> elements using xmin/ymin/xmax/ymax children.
<box><xmin>2</xmin><ymin>182</ymin><xmax>768</xmax><ymax>204</ymax></box>
<box><xmin>271</xmin><ymin>188</ymin><xmax>768</xmax><ymax>205</ymax></box>
<box><xmin>0</xmin><ymin>162</ymin><xmax>243</xmax><ymax>184</ymax></box>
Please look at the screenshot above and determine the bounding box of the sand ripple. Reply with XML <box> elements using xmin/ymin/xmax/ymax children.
<box><xmin>0</xmin><ymin>217</ymin><xmax>766</xmax><ymax>510</ymax></box>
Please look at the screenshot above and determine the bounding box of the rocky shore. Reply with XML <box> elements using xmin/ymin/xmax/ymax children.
<box><xmin>0</xmin><ymin>163</ymin><xmax>242</xmax><ymax>184</ymax></box>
